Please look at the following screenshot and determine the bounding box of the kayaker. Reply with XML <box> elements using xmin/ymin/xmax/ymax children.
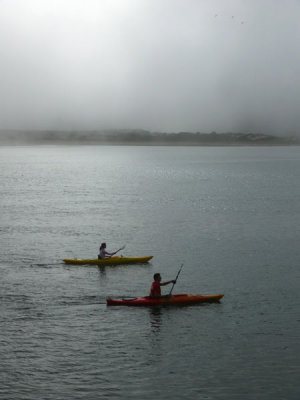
<box><xmin>149</xmin><ymin>273</ymin><xmax>176</xmax><ymax>298</ymax></box>
<box><xmin>98</xmin><ymin>243</ymin><xmax>117</xmax><ymax>259</ymax></box>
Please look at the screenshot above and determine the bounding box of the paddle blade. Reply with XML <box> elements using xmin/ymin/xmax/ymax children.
<box><xmin>115</xmin><ymin>245</ymin><xmax>126</xmax><ymax>253</ymax></box>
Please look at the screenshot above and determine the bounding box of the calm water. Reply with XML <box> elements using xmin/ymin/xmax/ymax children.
<box><xmin>0</xmin><ymin>145</ymin><xmax>299</xmax><ymax>400</ymax></box>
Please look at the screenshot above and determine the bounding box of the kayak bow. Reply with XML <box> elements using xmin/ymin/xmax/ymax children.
<box><xmin>63</xmin><ymin>256</ymin><xmax>153</xmax><ymax>266</ymax></box>
<box><xmin>106</xmin><ymin>293</ymin><xmax>224</xmax><ymax>306</ymax></box>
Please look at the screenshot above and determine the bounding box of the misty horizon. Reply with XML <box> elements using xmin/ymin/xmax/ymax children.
<box><xmin>1</xmin><ymin>0</ymin><xmax>300</xmax><ymax>137</ymax></box>
<box><xmin>1</xmin><ymin>128</ymin><xmax>298</xmax><ymax>147</ymax></box>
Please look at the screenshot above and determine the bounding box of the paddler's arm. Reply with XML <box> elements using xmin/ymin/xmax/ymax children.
<box><xmin>104</xmin><ymin>250</ymin><xmax>116</xmax><ymax>258</ymax></box>
<box><xmin>160</xmin><ymin>280</ymin><xmax>176</xmax><ymax>286</ymax></box>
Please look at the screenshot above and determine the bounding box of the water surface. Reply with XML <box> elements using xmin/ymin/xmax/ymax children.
<box><xmin>1</xmin><ymin>145</ymin><xmax>299</xmax><ymax>399</ymax></box>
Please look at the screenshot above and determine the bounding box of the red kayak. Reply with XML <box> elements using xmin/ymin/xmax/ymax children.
<box><xmin>106</xmin><ymin>293</ymin><xmax>224</xmax><ymax>306</ymax></box>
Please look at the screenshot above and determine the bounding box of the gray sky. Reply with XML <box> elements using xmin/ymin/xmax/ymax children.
<box><xmin>1</xmin><ymin>0</ymin><xmax>300</xmax><ymax>135</ymax></box>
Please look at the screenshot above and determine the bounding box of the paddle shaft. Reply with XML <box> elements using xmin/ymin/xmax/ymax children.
<box><xmin>169</xmin><ymin>264</ymin><xmax>183</xmax><ymax>295</ymax></box>
<box><xmin>114</xmin><ymin>245</ymin><xmax>126</xmax><ymax>254</ymax></box>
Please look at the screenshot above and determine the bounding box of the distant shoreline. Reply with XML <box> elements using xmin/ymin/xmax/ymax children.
<box><xmin>0</xmin><ymin>129</ymin><xmax>299</xmax><ymax>146</ymax></box>
<box><xmin>1</xmin><ymin>141</ymin><xmax>299</xmax><ymax>147</ymax></box>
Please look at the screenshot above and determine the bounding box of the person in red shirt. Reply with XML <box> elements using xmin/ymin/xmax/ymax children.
<box><xmin>149</xmin><ymin>273</ymin><xmax>176</xmax><ymax>298</ymax></box>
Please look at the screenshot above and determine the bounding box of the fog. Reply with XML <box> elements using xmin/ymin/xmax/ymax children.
<box><xmin>1</xmin><ymin>0</ymin><xmax>300</xmax><ymax>136</ymax></box>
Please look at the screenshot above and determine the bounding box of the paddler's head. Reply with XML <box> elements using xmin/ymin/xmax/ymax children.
<box><xmin>153</xmin><ymin>273</ymin><xmax>161</xmax><ymax>282</ymax></box>
<box><xmin>100</xmin><ymin>242</ymin><xmax>106</xmax><ymax>249</ymax></box>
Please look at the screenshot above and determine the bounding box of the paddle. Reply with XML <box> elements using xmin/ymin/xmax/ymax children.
<box><xmin>169</xmin><ymin>264</ymin><xmax>183</xmax><ymax>295</ymax></box>
<box><xmin>114</xmin><ymin>245</ymin><xmax>126</xmax><ymax>255</ymax></box>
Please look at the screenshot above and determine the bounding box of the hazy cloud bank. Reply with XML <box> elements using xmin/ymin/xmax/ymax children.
<box><xmin>1</xmin><ymin>0</ymin><xmax>300</xmax><ymax>136</ymax></box>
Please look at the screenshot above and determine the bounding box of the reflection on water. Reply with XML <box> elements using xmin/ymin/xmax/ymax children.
<box><xmin>149</xmin><ymin>307</ymin><xmax>162</xmax><ymax>333</ymax></box>
<box><xmin>97</xmin><ymin>266</ymin><xmax>107</xmax><ymax>278</ymax></box>
<box><xmin>147</xmin><ymin>308</ymin><xmax>163</xmax><ymax>360</ymax></box>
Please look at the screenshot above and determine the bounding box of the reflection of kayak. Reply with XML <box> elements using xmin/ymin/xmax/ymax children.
<box><xmin>106</xmin><ymin>294</ymin><xmax>224</xmax><ymax>306</ymax></box>
<box><xmin>62</xmin><ymin>256</ymin><xmax>153</xmax><ymax>266</ymax></box>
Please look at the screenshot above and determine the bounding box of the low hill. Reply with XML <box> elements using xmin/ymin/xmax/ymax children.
<box><xmin>0</xmin><ymin>129</ymin><xmax>299</xmax><ymax>145</ymax></box>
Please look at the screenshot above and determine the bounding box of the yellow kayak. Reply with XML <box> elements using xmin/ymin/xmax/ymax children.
<box><xmin>63</xmin><ymin>256</ymin><xmax>153</xmax><ymax>266</ymax></box>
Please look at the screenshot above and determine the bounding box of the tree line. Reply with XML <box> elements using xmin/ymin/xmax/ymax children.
<box><xmin>0</xmin><ymin>129</ymin><xmax>298</xmax><ymax>145</ymax></box>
